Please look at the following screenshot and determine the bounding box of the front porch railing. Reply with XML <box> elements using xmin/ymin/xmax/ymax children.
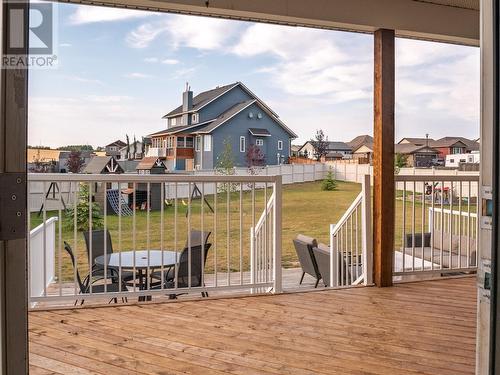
<box><xmin>393</xmin><ymin>174</ymin><xmax>479</xmax><ymax>277</ymax></box>
<box><xmin>27</xmin><ymin>173</ymin><xmax>282</xmax><ymax>308</ymax></box>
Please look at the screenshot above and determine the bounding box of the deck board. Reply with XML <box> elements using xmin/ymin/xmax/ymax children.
<box><xmin>29</xmin><ymin>277</ymin><xmax>477</xmax><ymax>375</ymax></box>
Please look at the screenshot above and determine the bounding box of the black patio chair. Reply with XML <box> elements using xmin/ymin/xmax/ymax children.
<box><xmin>63</xmin><ymin>241</ymin><xmax>127</xmax><ymax>305</ymax></box>
<box><xmin>83</xmin><ymin>229</ymin><xmax>134</xmax><ymax>283</ymax></box>
<box><xmin>292</xmin><ymin>234</ymin><xmax>321</xmax><ymax>288</ymax></box>
<box><xmin>151</xmin><ymin>230</ymin><xmax>211</xmax><ymax>284</ymax></box>
<box><xmin>153</xmin><ymin>243</ymin><xmax>212</xmax><ymax>299</ymax></box>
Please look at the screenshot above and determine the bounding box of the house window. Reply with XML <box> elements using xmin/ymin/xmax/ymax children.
<box><xmin>195</xmin><ymin>136</ymin><xmax>201</xmax><ymax>152</ymax></box>
<box><xmin>204</xmin><ymin>135</ymin><xmax>212</xmax><ymax>152</ymax></box>
<box><xmin>278</xmin><ymin>140</ymin><xmax>283</xmax><ymax>150</ymax></box>
<box><xmin>177</xmin><ymin>137</ymin><xmax>185</xmax><ymax>147</ymax></box>
<box><xmin>450</xmin><ymin>159</ymin><xmax>455</xmax><ymax>163</ymax></box>
<box><xmin>452</xmin><ymin>147</ymin><xmax>463</xmax><ymax>154</ymax></box>
<box><xmin>192</xmin><ymin>113</ymin><xmax>199</xmax><ymax>124</ymax></box>
<box><xmin>240</xmin><ymin>136</ymin><xmax>246</xmax><ymax>153</ymax></box>
<box><xmin>256</xmin><ymin>139</ymin><xmax>264</xmax><ymax>146</ymax></box>
<box><xmin>171</xmin><ymin>118</ymin><xmax>176</xmax><ymax>126</ymax></box>
<box><xmin>186</xmin><ymin>137</ymin><xmax>194</xmax><ymax>148</ymax></box>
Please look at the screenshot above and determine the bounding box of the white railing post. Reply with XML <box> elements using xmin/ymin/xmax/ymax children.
<box><xmin>330</xmin><ymin>224</ymin><xmax>338</xmax><ymax>287</ymax></box>
<box><xmin>273</xmin><ymin>176</ymin><xmax>282</xmax><ymax>293</ymax></box>
<box><xmin>250</xmin><ymin>227</ymin><xmax>255</xmax><ymax>293</ymax></box>
<box><xmin>361</xmin><ymin>174</ymin><xmax>373</xmax><ymax>285</ymax></box>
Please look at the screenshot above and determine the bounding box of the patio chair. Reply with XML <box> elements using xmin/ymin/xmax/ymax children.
<box><xmin>153</xmin><ymin>243</ymin><xmax>212</xmax><ymax>299</ymax></box>
<box><xmin>151</xmin><ymin>230</ymin><xmax>211</xmax><ymax>283</ymax></box>
<box><xmin>312</xmin><ymin>243</ymin><xmax>330</xmax><ymax>287</ymax></box>
<box><xmin>83</xmin><ymin>229</ymin><xmax>134</xmax><ymax>283</ymax></box>
<box><xmin>63</xmin><ymin>241</ymin><xmax>128</xmax><ymax>305</ymax></box>
<box><xmin>292</xmin><ymin>234</ymin><xmax>321</xmax><ymax>288</ymax></box>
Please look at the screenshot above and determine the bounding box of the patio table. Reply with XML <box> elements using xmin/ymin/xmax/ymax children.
<box><xmin>95</xmin><ymin>250</ymin><xmax>179</xmax><ymax>299</ymax></box>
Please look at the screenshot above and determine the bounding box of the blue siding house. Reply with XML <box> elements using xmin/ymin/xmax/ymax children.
<box><xmin>147</xmin><ymin>82</ymin><xmax>297</xmax><ymax>170</ymax></box>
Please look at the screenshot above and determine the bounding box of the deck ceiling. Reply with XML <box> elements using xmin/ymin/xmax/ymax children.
<box><xmin>58</xmin><ymin>0</ymin><xmax>479</xmax><ymax>46</ymax></box>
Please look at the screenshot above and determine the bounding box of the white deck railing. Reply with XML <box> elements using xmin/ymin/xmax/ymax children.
<box><xmin>393</xmin><ymin>175</ymin><xmax>479</xmax><ymax>277</ymax></box>
<box><xmin>27</xmin><ymin>173</ymin><xmax>282</xmax><ymax>308</ymax></box>
<box><xmin>330</xmin><ymin>174</ymin><xmax>372</xmax><ymax>287</ymax></box>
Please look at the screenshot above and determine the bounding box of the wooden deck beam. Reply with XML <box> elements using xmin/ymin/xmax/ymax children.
<box><xmin>373</xmin><ymin>29</ymin><xmax>395</xmax><ymax>287</ymax></box>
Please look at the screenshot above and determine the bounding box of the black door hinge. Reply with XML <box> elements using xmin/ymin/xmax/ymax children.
<box><xmin>0</xmin><ymin>173</ymin><xmax>26</xmax><ymax>240</ymax></box>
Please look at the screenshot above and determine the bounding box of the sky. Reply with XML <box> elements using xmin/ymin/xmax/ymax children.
<box><xmin>28</xmin><ymin>3</ymin><xmax>480</xmax><ymax>148</ymax></box>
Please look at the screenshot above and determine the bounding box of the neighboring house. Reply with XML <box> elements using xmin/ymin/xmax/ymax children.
<box><xmin>136</xmin><ymin>157</ymin><xmax>167</xmax><ymax>174</ymax></box>
<box><xmin>394</xmin><ymin>144</ymin><xmax>440</xmax><ymax>167</ymax></box>
<box><xmin>105</xmin><ymin>140</ymin><xmax>127</xmax><ymax>159</ymax></box>
<box><xmin>446</xmin><ymin>151</ymin><xmax>480</xmax><ymax>168</ymax></box>
<box><xmin>118</xmin><ymin>160</ymin><xmax>140</xmax><ymax>173</ymax></box>
<box><xmin>348</xmin><ymin>135</ymin><xmax>374</xmax><ymax>163</ymax></box>
<box><xmin>290</xmin><ymin>145</ymin><xmax>302</xmax><ymax>157</ymax></box>
<box><xmin>27</xmin><ymin>148</ymin><xmax>61</xmax><ymax>172</ymax></box>
<box><xmin>298</xmin><ymin>141</ymin><xmax>352</xmax><ymax>160</ymax></box>
<box><xmin>119</xmin><ymin>141</ymin><xmax>144</xmax><ymax>160</ymax></box>
<box><xmin>398</xmin><ymin>136</ymin><xmax>480</xmax><ymax>161</ymax></box>
<box><xmin>147</xmin><ymin>82</ymin><xmax>297</xmax><ymax>170</ymax></box>
<box><xmin>83</xmin><ymin>156</ymin><xmax>124</xmax><ymax>174</ymax></box>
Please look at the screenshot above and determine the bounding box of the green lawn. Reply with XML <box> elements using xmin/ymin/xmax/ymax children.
<box><xmin>31</xmin><ymin>180</ymin><xmax>362</xmax><ymax>281</ymax></box>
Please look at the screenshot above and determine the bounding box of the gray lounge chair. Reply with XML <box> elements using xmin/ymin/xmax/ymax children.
<box><xmin>292</xmin><ymin>234</ymin><xmax>321</xmax><ymax>288</ymax></box>
<box><xmin>312</xmin><ymin>243</ymin><xmax>330</xmax><ymax>287</ymax></box>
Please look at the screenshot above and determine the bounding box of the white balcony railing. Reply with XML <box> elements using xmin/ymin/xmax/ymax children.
<box><xmin>146</xmin><ymin>147</ymin><xmax>166</xmax><ymax>158</ymax></box>
<box><xmin>27</xmin><ymin>173</ymin><xmax>282</xmax><ymax>308</ymax></box>
<box><xmin>330</xmin><ymin>174</ymin><xmax>372</xmax><ymax>287</ymax></box>
<box><xmin>393</xmin><ymin>174</ymin><xmax>479</xmax><ymax>277</ymax></box>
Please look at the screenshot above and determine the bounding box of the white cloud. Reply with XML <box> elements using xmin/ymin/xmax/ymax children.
<box><xmin>126</xmin><ymin>14</ymin><xmax>239</xmax><ymax>50</ymax></box>
<box><xmin>232</xmin><ymin>24</ymin><xmax>372</xmax><ymax>101</ymax></box>
<box><xmin>124</xmin><ymin>72</ymin><xmax>153</xmax><ymax>79</ymax></box>
<box><xmin>162</xmin><ymin>58</ymin><xmax>179</xmax><ymax>65</ymax></box>
<box><xmin>28</xmin><ymin>96</ymin><xmax>163</xmax><ymax>148</ymax></box>
<box><xmin>69</xmin><ymin>6</ymin><xmax>153</xmax><ymax>25</ymax></box>
<box><xmin>65</xmin><ymin>75</ymin><xmax>104</xmax><ymax>85</ymax></box>
<box><xmin>59</xmin><ymin>43</ymin><xmax>72</xmax><ymax>47</ymax></box>
<box><xmin>144</xmin><ymin>57</ymin><xmax>159</xmax><ymax>63</ymax></box>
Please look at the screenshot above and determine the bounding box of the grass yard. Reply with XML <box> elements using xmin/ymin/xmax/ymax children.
<box><xmin>31</xmin><ymin>180</ymin><xmax>362</xmax><ymax>282</ymax></box>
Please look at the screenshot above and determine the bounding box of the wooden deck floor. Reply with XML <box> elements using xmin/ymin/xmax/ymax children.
<box><xmin>29</xmin><ymin>277</ymin><xmax>477</xmax><ymax>375</ymax></box>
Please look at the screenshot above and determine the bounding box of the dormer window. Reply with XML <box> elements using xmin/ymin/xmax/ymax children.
<box><xmin>171</xmin><ymin>118</ymin><xmax>177</xmax><ymax>126</ymax></box>
<box><xmin>192</xmin><ymin>113</ymin><xmax>199</xmax><ymax>124</ymax></box>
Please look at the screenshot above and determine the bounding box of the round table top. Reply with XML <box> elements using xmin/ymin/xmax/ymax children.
<box><xmin>95</xmin><ymin>250</ymin><xmax>179</xmax><ymax>269</ymax></box>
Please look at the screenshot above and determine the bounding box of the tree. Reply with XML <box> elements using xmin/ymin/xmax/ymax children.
<box><xmin>215</xmin><ymin>137</ymin><xmax>236</xmax><ymax>192</ymax></box>
<box><xmin>57</xmin><ymin>145</ymin><xmax>94</xmax><ymax>152</ymax></box>
<box><xmin>132</xmin><ymin>135</ymin><xmax>137</xmax><ymax>159</ymax></box>
<box><xmin>395</xmin><ymin>153</ymin><xmax>408</xmax><ymax>169</ymax></box>
<box><xmin>126</xmin><ymin>134</ymin><xmax>130</xmax><ymax>160</ymax></box>
<box><xmin>321</xmin><ymin>169</ymin><xmax>338</xmax><ymax>191</ymax></box>
<box><xmin>65</xmin><ymin>184</ymin><xmax>104</xmax><ymax>232</ymax></box>
<box><xmin>66</xmin><ymin>151</ymin><xmax>85</xmax><ymax>173</ymax></box>
<box><xmin>246</xmin><ymin>144</ymin><xmax>266</xmax><ymax>169</ymax></box>
<box><xmin>141</xmin><ymin>137</ymin><xmax>146</xmax><ymax>157</ymax></box>
<box><xmin>311</xmin><ymin>129</ymin><xmax>329</xmax><ymax>160</ymax></box>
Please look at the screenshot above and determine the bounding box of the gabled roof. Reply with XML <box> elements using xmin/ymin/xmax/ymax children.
<box><xmin>395</xmin><ymin>144</ymin><xmax>439</xmax><ymax>155</ymax></box>
<box><xmin>398</xmin><ymin>137</ymin><xmax>435</xmax><ymax>146</ymax></box>
<box><xmin>148</xmin><ymin>119</ymin><xmax>214</xmax><ymax>137</ymax></box>
<box><xmin>83</xmin><ymin>156</ymin><xmax>124</xmax><ymax>174</ymax></box>
<box><xmin>163</xmin><ymin>81</ymin><xmax>279</xmax><ymax>119</ymax></box>
<box><xmin>136</xmin><ymin>157</ymin><xmax>166</xmax><ymax>170</ymax></box>
<box><xmin>193</xmin><ymin>99</ymin><xmax>298</xmax><ymax>138</ymax></box>
<box><xmin>106</xmin><ymin>140</ymin><xmax>126</xmax><ymax>148</ymax></box>
<box><xmin>347</xmin><ymin>135</ymin><xmax>373</xmax><ymax>150</ymax></box>
<box><xmin>431</xmin><ymin>137</ymin><xmax>479</xmax><ymax>150</ymax></box>
<box><xmin>163</xmin><ymin>83</ymin><xmax>239</xmax><ymax>118</ymax></box>
<box><xmin>353</xmin><ymin>143</ymin><xmax>374</xmax><ymax>153</ymax></box>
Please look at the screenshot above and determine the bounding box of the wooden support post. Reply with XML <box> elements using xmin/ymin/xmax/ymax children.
<box><xmin>373</xmin><ymin>29</ymin><xmax>395</xmax><ymax>287</ymax></box>
<box><xmin>0</xmin><ymin>2</ymin><xmax>29</xmax><ymax>373</ymax></box>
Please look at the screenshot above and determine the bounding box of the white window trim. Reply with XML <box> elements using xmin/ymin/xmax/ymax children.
<box><xmin>256</xmin><ymin>139</ymin><xmax>264</xmax><ymax>146</ymax></box>
<box><xmin>171</xmin><ymin>118</ymin><xmax>176</xmax><ymax>126</ymax></box>
<box><xmin>192</xmin><ymin>113</ymin><xmax>199</xmax><ymax>124</ymax></box>
<box><xmin>195</xmin><ymin>136</ymin><xmax>201</xmax><ymax>152</ymax></box>
<box><xmin>278</xmin><ymin>140</ymin><xmax>283</xmax><ymax>151</ymax></box>
<box><xmin>240</xmin><ymin>136</ymin><xmax>246</xmax><ymax>153</ymax></box>
<box><xmin>204</xmin><ymin>135</ymin><xmax>212</xmax><ymax>152</ymax></box>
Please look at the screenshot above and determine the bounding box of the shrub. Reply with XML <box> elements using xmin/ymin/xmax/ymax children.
<box><xmin>321</xmin><ymin>170</ymin><xmax>338</xmax><ymax>191</ymax></box>
<box><xmin>65</xmin><ymin>184</ymin><xmax>104</xmax><ymax>231</ymax></box>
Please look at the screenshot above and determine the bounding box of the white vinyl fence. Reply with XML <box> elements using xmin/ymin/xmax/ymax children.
<box><xmin>29</xmin><ymin>217</ymin><xmax>57</xmax><ymax>303</ymax></box>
